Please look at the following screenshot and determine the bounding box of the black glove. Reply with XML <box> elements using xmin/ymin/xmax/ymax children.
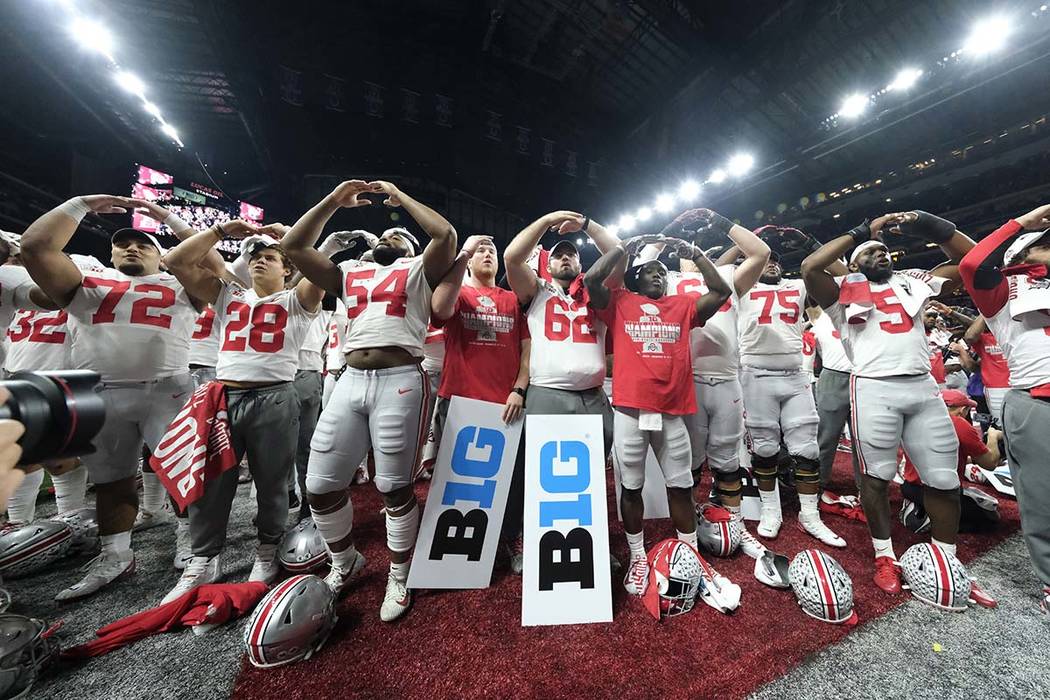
<box><xmin>902</xmin><ymin>211</ymin><xmax>956</xmax><ymax>244</ymax></box>
<box><xmin>847</xmin><ymin>219</ymin><xmax>874</xmax><ymax>245</ymax></box>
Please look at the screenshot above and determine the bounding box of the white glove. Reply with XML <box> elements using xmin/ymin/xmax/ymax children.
<box><xmin>318</xmin><ymin>230</ymin><xmax>377</xmax><ymax>258</ymax></box>
<box><xmin>0</xmin><ymin>230</ymin><xmax>21</xmax><ymax>255</ymax></box>
<box><xmin>230</xmin><ymin>234</ymin><xmax>281</xmax><ymax>287</ymax></box>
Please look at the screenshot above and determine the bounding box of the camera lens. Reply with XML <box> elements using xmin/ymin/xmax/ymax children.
<box><xmin>0</xmin><ymin>371</ymin><xmax>105</xmax><ymax>465</ymax></box>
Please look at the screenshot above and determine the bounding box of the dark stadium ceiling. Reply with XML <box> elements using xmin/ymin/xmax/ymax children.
<box><xmin>3</xmin><ymin>0</ymin><xmax>1050</xmax><ymax>257</ymax></box>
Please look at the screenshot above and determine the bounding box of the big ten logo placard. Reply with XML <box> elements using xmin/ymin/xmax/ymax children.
<box><xmin>522</xmin><ymin>414</ymin><xmax>612</xmax><ymax>626</ymax></box>
<box><xmin>408</xmin><ymin>396</ymin><xmax>522</xmax><ymax>590</ymax></box>
<box><xmin>611</xmin><ymin>447</ymin><xmax>670</xmax><ymax>520</ymax></box>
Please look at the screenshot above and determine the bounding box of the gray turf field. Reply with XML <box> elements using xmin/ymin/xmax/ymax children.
<box><xmin>6</xmin><ymin>485</ymin><xmax>1048</xmax><ymax>700</ymax></box>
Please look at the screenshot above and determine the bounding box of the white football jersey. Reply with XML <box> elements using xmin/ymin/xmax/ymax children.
<box><xmin>339</xmin><ymin>256</ymin><xmax>432</xmax><ymax>357</ymax></box>
<box><xmin>188</xmin><ymin>307</ymin><xmax>220</xmax><ymax>368</ymax></box>
<box><xmin>986</xmin><ymin>304</ymin><xmax>1050</xmax><ymax>389</ymax></box>
<box><xmin>421</xmin><ymin>324</ymin><xmax>445</xmax><ymax>374</ymax></box>
<box><xmin>526</xmin><ymin>277</ymin><xmax>607</xmax><ymax>391</ymax></box>
<box><xmin>325</xmin><ymin>299</ymin><xmax>348</xmax><ymax>372</ymax></box>
<box><xmin>297</xmin><ymin>310</ymin><xmax>330</xmax><ymax>372</ymax></box>
<box><xmin>214</xmin><ymin>283</ymin><xmax>318</xmax><ymax>383</ymax></box>
<box><xmin>5</xmin><ymin>310</ymin><xmax>72</xmax><ymax>372</ymax></box>
<box><xmin>810</xmin><ymin>312</ymin><xmax>852</xmax><ymax>373</ymax></box>
<box><xmin>737</xmin><ymin>278</ymin><xmax>808</xmax><ymax>370</ymax></box>
<box><xmin>0</xmin><ymin>266</ymin><xmax>46</xmax><ymax>367</ymax></box>
<box><xmin>826</xmin><ymin>270</ymin><xmax>946</xmax><ymax>378</ymax></box>
<box><xmin>665</xmin><ymin>266</ymin><xmax>739</xmax><ymax>381</ymax></box>
<box><xmin>67</xmin><ymin>265</ymin><xmax>197</xmax><ymax>382</ymax></box>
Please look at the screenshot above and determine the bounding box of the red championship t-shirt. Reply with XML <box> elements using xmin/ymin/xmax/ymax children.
<box><xmin>972</xmin><ymin>331</ymin><xmax>1011</xmax><ymax>389</ymax></box>
<box><xmin>903</xmin><ymin>414</ymin><xmax>987</xmax><ymax>484</ymax></box>
<box><xmin>438</xmin><ymin>285</ymin><xmax>528</xmax><ymax>403</ymax></box>
<box><xmin>599</xmin><ymin>288</ymin><xmax>701</xmax><ymax>415</ymax></box>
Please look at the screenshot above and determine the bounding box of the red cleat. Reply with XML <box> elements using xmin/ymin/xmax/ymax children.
<box><xmin>873</xmin><ymin>556</ymin><xmax>902</xmax><ymax>594</ymax></box>
<box><xmin>968</xmin><ymin>580</ymin><xmax>997</xmax><ymax>609</ymax></box>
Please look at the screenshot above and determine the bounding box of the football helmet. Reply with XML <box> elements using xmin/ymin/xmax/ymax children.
<box><xmin>0</xmin><ymin>615</ymin><xmax>60</xmax><ymax>699</ymax></box>
<box><xmin>244</xmin><ymin>575</ymin><xmax>337</xmax><ymax>668</ymax></box>
<box><xmin>641</xmin><ymin>539</ymin><xmax>703</xmax><ymax>620</ymax></box>
<box><xmin>899</xmin><ymin>543</ymin><xmax>971</xmax><ymax>612</ymax></box>
<box><xmin>0</xmin><ymin>521</ymin><xmax>73</xmax><ymax>578</ymax></box>
<box><xmin>788</xmin><ymin>549</ymin><xmax>857</xmax><ymax>624</ymax></box>
<box><xmin>898</xmin><ymin>499</ymin><xmax>931</xmax><ymax>534</ymax></box>
<box><xmin>695</xmin><ymin>503</ymin><xmax>742</xmax><ymax>557</ymax></box>
<box><xmin>52</xmin><ymin>508</ymin><xmax>99</xmax><ymax>553</ymax></box>
<box><xmin>277</xmin><ymin>518</ymin><xmax>329</xmax><ymax>574</ymax></box>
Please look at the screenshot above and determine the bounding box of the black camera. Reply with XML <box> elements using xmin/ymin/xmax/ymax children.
<box><xmin>0</xmin><ymin>371</ymin><xmax>106</xmax><ymax>465</ymax></box>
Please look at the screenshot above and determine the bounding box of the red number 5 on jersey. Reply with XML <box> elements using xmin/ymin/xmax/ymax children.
<box><xmin>344</xmin><ymin>268</ymin><xmax>409</xmax><ymax>320</ymax></box>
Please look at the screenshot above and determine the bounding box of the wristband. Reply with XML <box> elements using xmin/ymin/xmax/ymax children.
<box><xmin>912</xmin><ymin>211</ymin><xmax>956</xmax><ymax>244</ymax></box>
<box><xmin>847</xmin><ymin>219</ymin><xmax>872</xmax><ymax>245</ymax></box>
<box><xmin>801</xmin><ymin>237</ymin><xmax>821</xmax><ymax>254</ymax></box>
<box><xmin>212</xmin><ymin>223</ymin><xmax>228</xmax><ymax>240</ymax></box>
<box><xmin>164</xmin><ymin>213</ymin><xmax>192</xmax><ymax>235</ymax></box>
<box><xmin>581</xmin><ymin>216</ymin><xmax>590</xmax><ymax>233</ymax></box>
<box><xmin>57</xmin><ymin>197</ymin><xmax>91</xmax><ymax>223</ymax></box>
<box><xmin>512</xmin><ymin>387</ymin><xmax>526</xmax><ymax>398</ymax></box>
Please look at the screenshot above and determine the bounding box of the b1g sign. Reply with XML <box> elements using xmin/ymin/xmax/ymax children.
<box><xmin>408</xmin><ymin>397</ymin><xmax>522</xmax><ymax>590</ymax></box>
<box><xmin>522</xmin><ymin>415</ymin><xmax>612</xmax><ymax>627</ymax></box>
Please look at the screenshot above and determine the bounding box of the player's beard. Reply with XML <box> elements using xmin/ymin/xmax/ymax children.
<box><xmin>550</xmin><ymin>264</ymin><xmax>579</xmax><ymax>282</ymax></box>
<box><xmin>862</xmin><ymin>264</ymin><xmax>892</xmax><ymax>283</ymax></box>
<box><xmin>372</xmin><ymin>244</ymin><xmax>404</xmax><ymax>266</ymax></box>
<box><xmin>759</xmin><ymin>271</ymin><xmax>781</xmax><ymax>285</ymax></box>
<box><xmin>117</xmin><ymin>261</ymin><xmax>146</xmax><ymax>276</ymax></box>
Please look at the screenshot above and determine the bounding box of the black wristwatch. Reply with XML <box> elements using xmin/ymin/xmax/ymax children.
<box><xmin>512</xmin><ymin>387</ymin><xmax>527</xmax><ymax>398</ymax></box>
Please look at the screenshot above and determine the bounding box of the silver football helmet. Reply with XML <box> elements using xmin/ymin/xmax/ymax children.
<box><xmin>277</xmin><ymin>518</ymin><xmax>329</xmax><ymax>574</ymax></box>
<box><xmin>695</xmin><ymin>503</ymin><xmax>742</xmax><ymax>557</ymax></box>
<box><xmin>899</xmin><ymin>543</ymin><xmax>971</xmax><ymax>612</ymax></box>
<box><xmin>244</xmin><ymin>575</ymin><xmax>337</xmax><ymax>668</ymax></box>
<box><xmin>0</xmin><ymin>615</ymin><xmax>60</xmax><ymax>699</ymax></box>
<box><xmin>52</xmin><ymin>508</ymin><xmax>99</xmax><ymax>554</ymax></box>
<box><xmin>788</xmin><ymin>549</ymin><xmax>857</xmax><ymax>624</ymax></box>
<box><xmin>0</xmin><ymin>521</ymin><xmax>73</xmax><ymax>578</ymax></box>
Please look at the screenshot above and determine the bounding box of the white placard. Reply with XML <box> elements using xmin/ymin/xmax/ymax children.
<box><xmin>408</xmin><ymin>397</ymin><xmax>522</xmax><ymax>590</ymax></box>
<box><xmin>522</xmin><ymin>414</ymin><xmax>612</xmax><ymax>627</ymax></box>
<box><xmin>611</xmin><ymin>447</ymin><xmax>670</xmax><ymax>520</ymax></box>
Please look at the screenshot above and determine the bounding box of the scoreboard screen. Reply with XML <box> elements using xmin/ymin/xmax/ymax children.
<box><xmin>130</xmin><ymin>165</ymin><xmax>264</xmax><ymax>257</ymax></box>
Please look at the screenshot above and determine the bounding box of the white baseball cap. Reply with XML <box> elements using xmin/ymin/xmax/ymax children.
<box><xmin>1003</xmin><ymin>230</ymin><xmax>1049</xmax><ymax>267</ymax></box>
<box><xmin>111</xmin><ymin>227</ymin><xmax>166</xmax><ymax>254</ymax></box>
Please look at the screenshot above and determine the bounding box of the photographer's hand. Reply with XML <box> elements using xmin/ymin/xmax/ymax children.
<box><xmin>0</xmin><ymin>388</ymin><xmax>26</xmax><ymax>514</ymax></box>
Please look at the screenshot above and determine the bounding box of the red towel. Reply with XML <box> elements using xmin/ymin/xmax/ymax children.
<box><xmin>62</xmin><ymin>582</ymin><xmax>268</xmax><ymax>659</ymax></box>
<box><xmin>149</xmin><ymin>381</ymin><xmax>237</xmax><ymax>511</ymax></box>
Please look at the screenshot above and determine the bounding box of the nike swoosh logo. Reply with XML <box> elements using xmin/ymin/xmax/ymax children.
<box><xmin>398</xmin><ymin>388</ymin><xmax>412</xmax><ymax>395</ymax></box>
<box><xmin>172</xmin><ymin>393</ymin><xmax>187</xmax><ymax>400</ymax></box>
<box><xmin>733</xmin><ymin>399</ymin><xmax>740</xmax><ymax>404</ymax></box>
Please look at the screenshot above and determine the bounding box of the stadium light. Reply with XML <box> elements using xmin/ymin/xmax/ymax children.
<box><xmin>654</xmin><ymin>192</ymin><xmax>676</xmax><ymax>213</ymax></box>
<box><xmin>69</xmin><ymin>17</ymin><xmax>114</xmax><ymax>57</ymax></box>
<box><xmin>677</xmin><ymin>179</ymin><xmax>701</xmax><ymax>201</ymax></box>
<box><xmin>143</xmin><ymin>101</ymin><xmax>162</xmax><ymax>118</ymax></box>
<box><xmin>635</xmin><ymin>206</ymin><xmax>653</xmax><ymax>222</ymax></box>
<box><xmin>887</xmin><ymin>67</ymin><xmax>923</xmax><ymax>91</ymax></box>
<box><xmin>160</xmin><ymin>122</ymin><xmax>184</xmax><ymax>147</ymax></box>
<box><xmin>576</xmin><ymin>237</ymin><xmax>585</xmax><ymax>245</ymax></box>
<box><xmin>115</xmin><ymin>70</ymin><xmax>145</xmax><ymax>95</ymax></box>
<box><xmin>606</xmin><ymin>225</ymin><xmax>621</xmax><ymax>237</ymax></box>
<box><xmin>727</xmin><ymin>153</ymin><xmax>755</xmax><ymax>176</ymax></box>
<box><xmin>963</xmin><ymin>16</ymin><xmax>1012</xmax><ymax>55</ymax></box>
<box><xmin>708</xmin><ymin>168</ymin><xmax>727</xmax><ymax>184</ymax></box>
<box><xmin>838</xmin><ymin>93</ymin><xmax>869</xmax><ymax>119</ymax></box>
<box><xmin>617</xmin><ymin>214</ymin><xmax>637</xmax><ymax>233</ymax></box>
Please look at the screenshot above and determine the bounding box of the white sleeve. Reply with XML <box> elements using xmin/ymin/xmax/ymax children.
<box><xmin>634</xmin><ymin>243</ymin><xmax>664</xmax><ymax>265</ymax></box>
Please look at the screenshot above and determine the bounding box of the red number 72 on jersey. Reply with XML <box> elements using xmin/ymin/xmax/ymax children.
<box><xmin>83</xmin><ymin>276</ymin><xmax>175</xmax><ymax>328</ymax></box>
<box><xmin>344</xmin><ymin>268</ymin><xmax>409</xmax><ymax>320</ymax></box>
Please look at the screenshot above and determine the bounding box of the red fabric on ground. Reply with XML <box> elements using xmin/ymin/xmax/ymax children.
<box><xmin>232</xmin><ymin>454</ymin><xmax>1019</xmax><ymax>700</ymax></box>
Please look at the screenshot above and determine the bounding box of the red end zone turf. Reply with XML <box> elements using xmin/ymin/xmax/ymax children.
<box><xmin>233</xmin><ymin>455</ymin><xmax>1019</xmax><ymax>700</ymax></box>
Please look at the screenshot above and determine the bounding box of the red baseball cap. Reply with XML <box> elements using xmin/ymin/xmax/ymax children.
<box><xmin>941</xmin><ymin>389</ymin><xmax>976</xmax><ymax>408</ymax></box>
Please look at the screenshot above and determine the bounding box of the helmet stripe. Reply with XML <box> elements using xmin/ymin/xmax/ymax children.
<box><xmin>0</xmin><ymin>528</ymin><xmax>73</xmax><ymax>568</ymax></box>
<box><xmin>809</xmin><ymin>550</ymin><xmax>838</xmax><ymax>621</ymax></box>
<box><xmin>930</xmin><ymin>545</ymin><xmax>954</xmax><ymax>608</ymax></box>
<box><xmin>719</xmin><ymin>522</ymin><xmax>730</xmax><ymax>556</ymax></box>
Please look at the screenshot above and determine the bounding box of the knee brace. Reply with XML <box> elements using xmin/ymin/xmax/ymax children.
<box><xmin>385</xmin><ymin>500</ymin><xmax>420</xmax><ymax>554</ymax></box>
<box><xmin>714</xmin><ymin>468</ymin><xmax>748</xmax><ymax>499</ymax></box>
<box><xmin>751</xmin><ymin>453</ymin><xmax>779</xmax><ymax>480</ymax></box>
<box><xmin>311</xmin><ymin>493</ymin><xmax>354</xmax><ymax>544</ymax></box>
<box><xmin>792</xmin><ymin>455</ymin><xmax>821</xmax><ymax>485</ymax></box>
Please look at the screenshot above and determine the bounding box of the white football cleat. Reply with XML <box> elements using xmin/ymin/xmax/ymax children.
<box><xmin>133</xmin><ymin>505</ymin><xmax>173</xmax><ymax>532</ymax></box>
<box><xmin>55</xmin><ymin>551</ymin><xmax>135</xmax><ymax>602</ymax></box>
<box><xmin>798</xmin><ymin>515</ymin><xmax>846</xmax><ymax>548</ymax></box>
<box><xmin>757</xmin><ymin>503</ymin><xmax>783</xmax><ymax>538</ymax></box>
<box><xmin>736</xmin><ymin>519</ymin><xmax>767</xmax><ymax>559</ymax></box>
<box><xmin>323</xmin><ymin>548</ymin><xmax>367</xmax><ymax>596</ymax></box>
<box><xmin>248</xmin><ymin>544</ymin><xmax>280</xmax><ymax>584</ymax></box>
<box><xmin>161</xmin><ymin>555</ymin><xmax>221</xmax><ymax>604</ymax></box>
<box><xmin>623</xmin><ymin>557</ymin><xmax>650</xmax><ymax>596</ymax></box>
<box><xmin>379</xmin><ymin>573</ymin><xmax>412</xmax><ymax>622</ymax></box>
